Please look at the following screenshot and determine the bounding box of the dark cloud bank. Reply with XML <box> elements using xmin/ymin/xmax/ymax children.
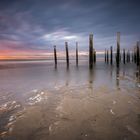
<box><xmin>0</xmin><ymin>0</ymin><xmax>140</xmax><ymax>53</ymax></box>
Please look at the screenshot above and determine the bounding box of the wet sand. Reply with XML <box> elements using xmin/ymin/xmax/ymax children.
<box><xmin>0</xmin><ymin>61</ymin><xmax>140</xmax><ymax>140</ymax></box>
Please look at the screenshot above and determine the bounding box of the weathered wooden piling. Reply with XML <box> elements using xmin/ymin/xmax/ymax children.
<box><xmin>134</xmin><ymin>47</ymin><xmax>137</xmax><ymax>63</ymax></box>
<box><xmin>76</xmin><ymin>42</ymin><xmax>78</xmax><ymax>66</ymax></box>
<box><xmin>123</xmin><ymin>49</ymin><xmax>125</xmax><ymax>64</ymax></box>
<box><xmin>93</xmin><ymin>49</ymin><xmax>96</xmax><ymax>63</ymax></box>
<box><xmin>54</xmin><ymin>45</ymin><xmax>57</xmax><ymax>67</ymax></box>
<box><xmin>105</xmin><ymin>49</ymin><xmax>107</xmax><ymax>63</ymax></box>
<box><xmin>65</xmin><ymin>42</ymin><xmax>69</xmax><ymax>68</ymax></box>
<box><xmin>132</xmin><ymin>52</ymin><xmax>134</xmax><ymax>62</ymax></box>
<box><xmin>128</xmin><ymin>50</ymin><xmax>131</xmax><ymax>63</ymax></box>
<box><xmin>126</xmin><ymin>50</ymin><xmax>130</xmax><ymax>63</ymax></box>
<box><xmin>107</xmin><ymin>50</ymin><xmax>109</xmax><ymax>64</ymax></box>
<box><xmin>136</xmin><ymin>41</ymin><xmax>139</xmax><ymax>66</ymax></box>
<box><xmin>89</xmin><ymin>34</ymin><xmax>94</xmax><ymax>69</ymax></box>
<box><xmin>110</xmin><ymin>46</ymin><xmax>113</xmax><ymax>65</ymax></box>
<box><xmin>116</xmin><ymin>32</ymin><xmax>120</xmax><ymax>67</ymax></box>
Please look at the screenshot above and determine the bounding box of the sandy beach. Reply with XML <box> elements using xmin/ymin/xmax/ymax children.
<box><xmin>0</xmin><ymin>60</ymin><xmax>140</xmax><ymax>140</ymax></box>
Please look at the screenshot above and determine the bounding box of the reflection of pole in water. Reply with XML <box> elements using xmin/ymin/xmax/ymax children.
<box><xmin>54</xmin><ymin>45</ymin><xmax>57</xmax><ymax>68</ymax></box>
<box><xmin>65</xmin><ymin>68</ymin><xmax>70</xmax><ymax>86</ymax></box>
<box><xmin>89</xmin><ymin>34</ymin><xmax>94</xmax><ymax>69</ymax></box>
<box><xmin>65</xmin><ymin>42</ymin><xmax>69</xmax><ymax>68</ymax></box>
<box><xmin>88</xmin><ymin>68</ymin><xmax>95</xmax><ymax>93</ymax></box>
<box><xmin>76</xmin><ymin>42</ymin><xmax>78</xmax><ymax>66</ymax></box>
<box><xmin>116</xmin><ymin>67</ymin><xmax>120</xmax><ymax>89</ymax></box>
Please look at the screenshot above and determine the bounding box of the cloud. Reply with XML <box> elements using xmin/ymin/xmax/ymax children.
<box><xmin>0</xmin><ymin>0</ymin><xmax>140</xmax><ymax>59</ymax></box>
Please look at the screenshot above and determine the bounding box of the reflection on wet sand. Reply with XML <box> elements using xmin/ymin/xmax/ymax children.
<box><xmin>0</xmin><ymin>62</ymin><xmax>140</xmax><ymax>140</ymax></box>
<box><xmin>116</xmin><ymin>67</ymin><xmax>120</xmax><ymax>89</ymax></box>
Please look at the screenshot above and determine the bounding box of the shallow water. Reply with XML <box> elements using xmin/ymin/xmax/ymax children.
<box><xmin>0</xmin><ymin>60</ymin><xmax>140</xmax><ymax>140</ymax></box>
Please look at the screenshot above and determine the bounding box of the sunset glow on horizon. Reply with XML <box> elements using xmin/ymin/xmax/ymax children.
<box><xmin>0</xmin><ymin>0</ymin><xmax>139</xmax><ymax>60</ymax></box>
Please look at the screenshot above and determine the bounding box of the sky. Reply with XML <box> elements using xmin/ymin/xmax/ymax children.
<box><xmin>0</xmin><ymin>0</ymin><xmax>140</xmax><ymax>59</ymax></box>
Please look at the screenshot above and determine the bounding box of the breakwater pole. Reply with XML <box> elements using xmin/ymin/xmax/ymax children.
<box><xmin>131</xmin><ymin>52</ymin><xmax>134</xmax><ymax>63</ymax></box>
<box><xmin>76</xmin><ymin>42</ymin><xmax>78</xmax><ymax>66</ymax></box>
<box><xmin>134</xmin><ymin>47</ymin><xmax>137</xmax><ymax>64</ymax></box>
<box><xmin>110</xmin><ymin>46</ymin><xmax>113</xmax><ymax>65</ymax></box>
<box><xmin>136</xmin><ymin>42</ymin><xmax>140</xmax><ymax>66</ymax></box>
<box><xmin>116</xmin><ymin>32</ymin><xmax>120</xmax><ymax>67</ymax></box>
<box><xmin>127</xmin><ymin>50</ymin><xmax>130</xmax><ymax>63</ymax></box>
<box><xmin>107</xmin><ymin>50</ymin><xmax>109</xmax><ymax>64</ymax></box>
<box><xmin>123</xmin><ymin>49</ymin><xmax>126</xmax><ymax>64</ymax></box>
<box><xmin>93</xmin><ymin>49</ymin><xmax>96</xmax><ymax>63</ymax></box>
<box><xmin>54</xmin><ymin>45</ymin><xmax>57</xmax><ymax>68</ymax></box>
<box><xmin>105</xmin><ymin>49</ymin><xmax>107</xmax><ymax>63</ymax></box>
<box><xmin>65</xmin><ymin>42</ymin><xmax>69</xmax><ymax>68</ymax></box>
<box><xmin>89</xmin><ymin>34</ymin><xmax>94</xmax><ymax>69</ymax></box>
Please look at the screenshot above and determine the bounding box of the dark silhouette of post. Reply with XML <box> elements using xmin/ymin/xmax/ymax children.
<box><xmin>107</xmin><ymin>50</ymin><xmax>109</xmax><ymax>64</ymax></box>
<box><xmin>93</xmin><ymin>49</ymin><xmax>96</xmax><ymax>63</ymax></box>
<box><xmin>105</xmin><ymin>48</ymin><xmax>107</xmax><ymax>63</ymax></box>
<box><xmin>76</xmin><ymin>42</ymin><xmax>78</xmax><ymax>66</ymax></box>
<box><xmin>65</xmin><ymin>42</ymin><xmax>69</xmax><ymax>68</ymax></box>
<box><xmin>134</xmin><ymin>47</ymin><xmax>137</xmax><ymax>63</ymax></box>
<box><xmin>128</xmin><ymin>50</ymin><xmax>130</xmax><ymax>63</ymax></box>
<box><xmin>116</xmin><ymin>32</ymin><xmax>120</xmax><ymax>67</ymax></box>
<box><xmin>136</xmin><ymin>41</ymin><xmax>139</xmax><ymax>66</ymax></box>
<box><xmin>131</xmin><ymin>52</ymin><xmax>134</xmax><ymax>62</ymax></box>
<box><xmin>54</xmin><ymin>45</ymin><xmax>57</xmax><ymax>67</ymax></box>
<box><xmin>110</xmin><ymin>46</ymin><xmax>113</xmax><ymax>65</ymax></box>
<box><xmin>127</xmin><ymin>50</ymin><xmax>130</xmax><ymax>63</ymax></box>
<box><xmin>89</xmin><ymin>34</ymin><xmax>93</xmax><ymax>69</ymax></box>
<box><xmin>123</xmin><ymin>49</ymin><xmax>125</xmax><ymax>64</ymax></box>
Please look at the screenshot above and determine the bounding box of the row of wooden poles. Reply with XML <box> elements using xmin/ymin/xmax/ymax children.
<box><xmin>105</xmin><ymin>32</ymin><xmax>140</xmax><ymax>67</ymax></box>
<box><xmin>54</xmin><ymin>32</ymin><xmax>140</xmax><ymax>69</ymax></box>
<box><xmin>53</xmin><ymin>34</ymin><xmax>96</xmax><ymax>68</ymax></box>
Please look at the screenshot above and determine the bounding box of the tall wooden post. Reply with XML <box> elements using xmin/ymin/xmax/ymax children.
<box><xmin>54</xmin><ymin>45</ymin><xmax>57</xmax><ymax>67</ymax></box>
<box><xmin>134</xmin><ymin>47</ymin><xmax>136</xmax><ymax>63</ymax></box>
<box><xmin>132</xmin><ymin>52</ymin><xmax>134</xmax><ymax>62</ymax></box>
<box><xmin>93</xmin><ymin>49</ymin><xmax>96</xmax><ymax>63</ymax></box>
<box><xmin>76</xmin><ymin>42</ymin><xmax>78</xmax><ymax>66</ymax></box>
<box><xmin>89</xmin><ymin>34</ymin><xmax>93</xmax><ymax>69</ymax></box>
<box><xmin>123</xmin><ymin>49</ymin><xmax>125</xmax><ymax>64</ymax></box>
<box><xmin>105</xmin><ymin>48</ymin><xmax>107</xmax><ymax>63</ymax></box>
<box><xmin>127</xmin><ymin>50</ymin><xmax>130</xmax><ymax>63</ymax></box>
<box><xmin>107</xmin><ymin>50</ymin><xmax>109</xmax><ymax>64</ymax></box>
<box><xmin>110</xmin><ymin>46</ymin><xmax>113</xmax><ymax>65</ymax></box>
<box><xmin>65</xmin><ymin>42</ymin><xmax>69</xmax><ymax>68</ymax></box>
<box><xmin>116</xmin><ymin>32</ymin><xmax>120</xmax><ymax>67</ymax></box>
<box><xmin>136</xmin><ymin>41</ymin><xmax>139</xmax><ymax>66</ymax></box>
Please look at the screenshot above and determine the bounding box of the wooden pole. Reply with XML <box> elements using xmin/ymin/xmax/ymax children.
<box><xmin>107</xmin><ymin>50</ymin><xmax>109</xmax><ymax>64</ymax></box>
<box><xmin>132</xmin><ymin>52</ymin><xmax>134</xmax><ymax>62</ymax></box>
<box><xmin>93</xmin><ymin>49</ymin><xmax>96</xmax><ymax>63</ymax></box>
<box><xmin>54</xmin><ymin>45</ymin><xmax>57</xmax><ymax>67</ymax></box>
<box><xmin>127</xmin><ymin>50</ymin><xmax>130</xmax><ymax>63</ymax></box>
<box><xmin>65</xmin><ymin>42</ymin><xmax>69</xmax><ymax>68</ymax></box>
<box><xmin>76</xmin><ymin>42</ymin><xmax>78</xmax><ymax>66</ymax></box>
<box><xmin>89</xmin><ymin>34</ymin><xmax>93</xmax><ymax>69</ymax></box>
<box><xmin>123</xmin><ymin>49</ymin><xmax>125</xmax><ymax>64</ymax></box>
<box><xmin>116</xmin><ymin>32</ymin><xmax>120</xmax><ymax>67</ymax></box>
<box><xmin>134</xmin><ymin>47</ymin><xmax>137</xmax><ymax>63</ymax></box>
<box><xmin>136</xmin><ymin>41</ymin><xmax>139</xmax><ymax>66</ymax></box>
<box><xmin>110</xmin><ymin>46</ymin><xmax>113</xmax><ymax>65</ymax></box>
<box><xmin>105</xmin><ymin>48</ymin><xmax>106</xmax><ymax>63</ymax></box>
